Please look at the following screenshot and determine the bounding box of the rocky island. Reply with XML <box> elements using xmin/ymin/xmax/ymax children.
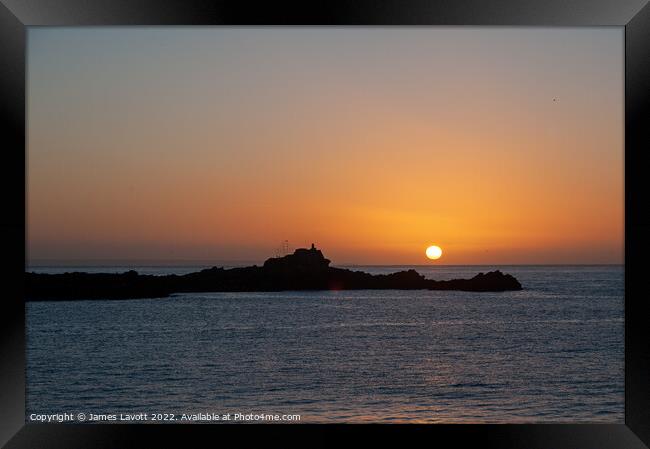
<box><xmin>26</xmin><ymin>245</ymin><xmax>522</xmax><ymax>301</ymax></box>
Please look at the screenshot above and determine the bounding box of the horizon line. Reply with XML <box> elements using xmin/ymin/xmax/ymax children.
<box><xmin>27</xmin><ymin>260</ymin><xmax>625</xmax><ymax>268</ymax></box>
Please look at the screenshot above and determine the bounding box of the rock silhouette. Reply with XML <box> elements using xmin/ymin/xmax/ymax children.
<box><xmin>26</xmin><ymin>245</ymin><xmax>522</xmax><ymax>301</ymax></box>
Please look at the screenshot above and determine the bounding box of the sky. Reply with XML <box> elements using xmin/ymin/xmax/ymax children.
<box><xmin>27</xmin><ymin>27</ymin><xmax>623</xmax><ymax>266</ymax></box>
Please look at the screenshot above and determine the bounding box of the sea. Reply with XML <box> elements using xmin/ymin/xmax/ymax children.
<box><xmin>25</xmin><ymin>265</ymin><xmax>623</xmax><ymax>423</ymax></box>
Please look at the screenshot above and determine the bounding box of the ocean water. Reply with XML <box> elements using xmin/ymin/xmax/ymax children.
<box><xmin>25</xmin><ymin>265</ymin><xmax>624</xmax><ymax>423</ymax></box>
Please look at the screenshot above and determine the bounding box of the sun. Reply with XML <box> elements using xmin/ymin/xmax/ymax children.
<box><xmin>425</xmin><ymin>245</ymin><xmax>443</xmax><ymax>260</ymax></box>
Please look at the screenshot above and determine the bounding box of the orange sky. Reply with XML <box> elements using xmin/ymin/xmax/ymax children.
<box><xmin>27</xmin><ymin>28</ymin><xmax>623</xmax><ymax>265</ymax></box>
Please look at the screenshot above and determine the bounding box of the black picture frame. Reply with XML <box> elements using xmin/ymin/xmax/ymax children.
<box><xmin>1</xmin><ymin>1</ymin><xmax>649</xmax><ymax>447</ymax></box>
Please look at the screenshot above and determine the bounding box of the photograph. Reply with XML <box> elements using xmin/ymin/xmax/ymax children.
<box><xmin>24</xmin><ymin>26</ymin><xmax>625</xmax><ymax>425</ymax></box>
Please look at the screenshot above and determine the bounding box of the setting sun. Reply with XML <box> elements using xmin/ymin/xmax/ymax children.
<box><xmin>426</xmin><ymin>245</ymin><xmax>443</xmax><ymax>260</ymax></box>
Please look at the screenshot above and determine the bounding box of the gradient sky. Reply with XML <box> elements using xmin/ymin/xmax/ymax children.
<box><xmin>27</xmin><ymin>27</ymin><xmax>623</xmax><ymax>265</ymax></box>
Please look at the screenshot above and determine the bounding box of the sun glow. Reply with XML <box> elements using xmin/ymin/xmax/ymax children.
<box><xmin>426</xmin><ymin>245</ymin><xmax>443</xmax><ymax>260</ymax></box>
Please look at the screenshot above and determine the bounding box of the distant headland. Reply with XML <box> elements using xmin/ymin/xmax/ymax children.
<box><xmin>26</xmin><ymin>244</ymin><xmax>522</xmax><ymax>301</ymax></box>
